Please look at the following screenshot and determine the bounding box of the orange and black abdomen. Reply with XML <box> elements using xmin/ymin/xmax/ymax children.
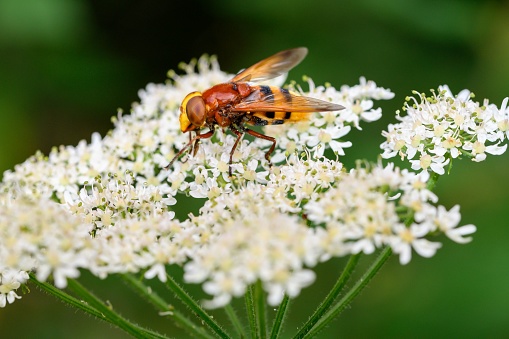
<box><xmin>243</xmin><ymin>85</ymin><xmax>312</xmax><ymax>126</ymax></box>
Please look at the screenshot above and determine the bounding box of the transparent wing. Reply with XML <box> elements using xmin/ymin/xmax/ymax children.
<box><xmin>230</xmin><ymin>47</ymin><xmax>308</xmax><ymax>83</ymax></box>
<box><xmin>233</xmin><ymin>88</ymin><xmax>344</xmax><ymax>113</ymax></box>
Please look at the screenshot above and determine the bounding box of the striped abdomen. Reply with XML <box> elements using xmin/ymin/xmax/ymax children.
<box><xmin>242</xmin><ymin>85</ymin><xmax>312</xmax><ymax>126</ymax></box>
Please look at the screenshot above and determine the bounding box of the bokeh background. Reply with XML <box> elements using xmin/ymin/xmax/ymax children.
<box><xmin>1</xmin><ymin>0</ymin><xmax>509</xmax><ymax>338</ymax></box>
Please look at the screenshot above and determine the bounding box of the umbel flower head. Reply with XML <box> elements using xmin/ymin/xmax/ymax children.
<box><xmin>0</xmin><ymin>54</ymin><xmax>481</xmax><ymax>309</ymax></box>
<box><xmin>381</xmin><ymin>86</ymin><xmax>509</xmax><ymax>174</ymax></box>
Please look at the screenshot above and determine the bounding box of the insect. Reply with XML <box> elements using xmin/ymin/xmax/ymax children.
<box><xmin>166</xmin><ymin>47</ymin><xmax>344</xmax><ymax>175</ymax></box>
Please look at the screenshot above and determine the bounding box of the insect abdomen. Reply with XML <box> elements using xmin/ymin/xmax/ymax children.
<box><xmin>246</xmin><ymin>86</ymin><xmax>311</xmax><ymax>126</ymax></box>
<box><xmin>248</xmin><ymin>111</ymin><xmax>292</xmax><ymax>125</ymax></box>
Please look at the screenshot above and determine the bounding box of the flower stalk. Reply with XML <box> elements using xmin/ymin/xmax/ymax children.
<box><xmin>269</xmin><ymin>294</ymin><xmax>290</xmax><ymax>339</ymax></box>
<box><xmin>299</xmin><ymin>247</ymin><xmax>393</xmax><ymax>338</ymax></box>
<box><xmin>66</xmin><ymin>277</ymin><xmax>166</xmax><ymax>339</ymax></box>
<box><xmin>293</xmin><ymin>253</ymin><xmax>361</xmax><ymax>338</ymax></box>
<box><xmin>224</xmin><ymin>304</ymin><xmax>247</xmax><ymax>338</ymax></box>
<box><xmin>164</xmin><ymin>274</ymin><xmax>230</xmax><ymax>338</ymax></box>
<box><xmin>120</xmin><ymin>274</ymin><xmax>212</xmax><ymax>339</ymax></box>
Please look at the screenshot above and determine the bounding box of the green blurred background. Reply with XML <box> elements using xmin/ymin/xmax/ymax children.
<box><xmin>1</xmin><ymin>0</ymin><xmax>508</xmax><ymax>337</ymax></box>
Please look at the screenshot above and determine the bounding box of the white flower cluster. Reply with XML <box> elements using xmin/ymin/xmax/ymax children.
<box><xmin>305</xmin><ymin>165</ymin><xmax>476</xmax><ymax>264</ymax></box>
<box><xmin>0</xmin><ymin>182</ymin><xmax>185</xmax><ymax>289</ymax></box>
<box><xmin>0</xmin><ymin>194</ymin><xmax>89</xmax><ymax>293</ymax></box>
<box><xmin>184</xmin><ymin>155</ymin><xmax>342</xmax><ymax>308</ymax></box>
<box><xmin>0</xmin><ymin>54</ymin><xmax>474</xmax><ymax>309</ymax></box>
<box><xmin>181</xmin><ymin>159</ymin><xmax>475</xmax><ymax>308</ymax></box>
<box><xmin>381</xmin><ymin>86</ymin><xmax>509</xmax><ymax>174</ymax></box>
<box><xmin>66</xmin><ymin>173</ymin><xmax>176</xmax><ymax>233</ymax></box>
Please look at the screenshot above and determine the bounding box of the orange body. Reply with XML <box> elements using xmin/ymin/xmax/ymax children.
<box><xmin>201</xmin><ymin>82</ymin><xmax>252</xmax><ymax>128</ymax></box>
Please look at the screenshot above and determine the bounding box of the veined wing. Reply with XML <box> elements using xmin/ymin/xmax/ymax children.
<box><xmin>233</xmin><ymin>86</ymin><xmax>344</xmax><ymax>113</ymax></box>
<box><xmin>230</xmin><ymin>47</ymin><xmax>308</xmax><ymax>83</ymax></box>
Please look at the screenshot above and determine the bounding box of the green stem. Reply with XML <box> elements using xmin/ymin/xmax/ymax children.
<box><xmin>29</xmin><ymin>273</ymin><xmax>106</xmax><ymax>321</ymax></box>
<box><xmin>293</xmin><ymin>253</ymin><xmax>361</xmax><ymax>339</ymax></box>
<box><xmin>427</xmin><ymin>171</ymin><xmax>440</xmax><ymax>191</ymax></box>
<box><xmin>254</xmin><ymin>280</ymin><xmax>267</xmax><ymax>339</ymax></box>
<box><xmin>164</xmin><ymin>273</ymin><xmax>231</xmax><ymax>339</ymax></box>
<box><xmin>224</xmin><ymin>304</ymin><xmax>247</xmax><ymax>338</ymax></box>
<box><xmin>245</xmin><ymin>284</ymin><xmax>257</xmax><ymax>339</ymax></box>
<box><xmin>269</xmin><ymin>294</ymin><xmax>290</xmax><ymax>339</ymax></box>
<box><xmin>120</xmin><ymin>274</ymin><xmax>212</xmax><ymax>339</ymax></box>
<box><xmin>66</xmin><ymin>278</ymin><xmax>166</xmax><ymax>339</ymax></box>
<box><xmin>303</xmin><ymin>247</ymin><xmax>392</xmax><ymax>338</ymax></box>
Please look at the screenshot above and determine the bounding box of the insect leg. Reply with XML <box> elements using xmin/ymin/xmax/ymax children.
<box><xmin>164</xmin><ymin>130</ymin><xmax>214</xmax><ymax>170</ymax></box>
<box><xmin>244</xmin><ymin>128</ymin><xmax>276</xmax><ymax>167</ymax></box>
<box><xmin>228</xmin><ymin>126</ymin><xmax>244</xmax><ymax>176</ymax></box>
<box><xmin>191</xmin><ymin>132</ymin><xmax>201</xmax><ymax>157</ymax></box>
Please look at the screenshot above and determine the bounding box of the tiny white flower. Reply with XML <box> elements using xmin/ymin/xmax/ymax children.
<box><xmin>0</xmin><ymin>269</ymin><xmax>28</xmax><ymax>307</ymax></box>
<box><xmin>433</xmin><ymin>205</ymin><xmax>477</xmax><ymax>243</ymax></box>
<box><xmin>391</xmin><ymin>224</ymin><xmax>442</xmax><ymax>265</ymax></box>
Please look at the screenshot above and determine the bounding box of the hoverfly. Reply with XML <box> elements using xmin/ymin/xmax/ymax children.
<box><xmin>166</xmin><ymin>47</ymin><xmax>344</xmax><ymax>175</ymax></box>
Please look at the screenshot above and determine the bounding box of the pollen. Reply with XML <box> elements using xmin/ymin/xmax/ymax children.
<box><xmin>399</xmin><ymin>228</ymin><xmax>414</xmax><ymax>243</ymax></box>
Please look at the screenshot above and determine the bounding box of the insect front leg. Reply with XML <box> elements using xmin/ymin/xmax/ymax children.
<box><xmin>190</xmin><ymin>132</ymin><xmax>202</xmax><ymax>158</ymax></box>
<box><xmin>165</xmin><ymin>130</ymin><xmax>215</xmax><ymax>170</ymax></box>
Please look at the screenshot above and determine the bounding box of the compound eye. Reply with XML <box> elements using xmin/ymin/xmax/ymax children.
<box><xmin>186</xmin><ymin>96</ymin><xmax>206</xmax><ymax>127</ymax></box>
